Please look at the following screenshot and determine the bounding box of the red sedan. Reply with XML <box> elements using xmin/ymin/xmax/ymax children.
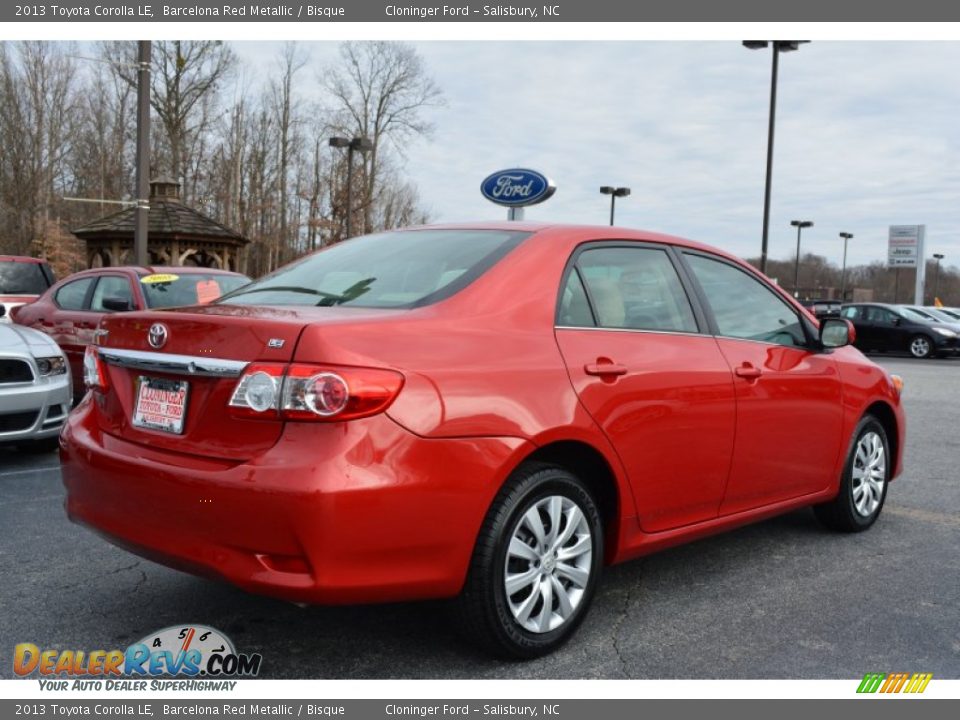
<box><xmin>13</xmin><ymin>266</ymin><xmax>249</xmax><ymax>396</ymax></box>
<box><xmin>60</xmin><ymin>224</ymin><xmax>905</xmax><ymax>658</ymax></box>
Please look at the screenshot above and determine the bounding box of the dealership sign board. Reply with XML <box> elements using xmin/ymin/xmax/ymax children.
<box><xmin>481</xmin><ymin>169</ymin><xmax>556</xmax><ymax>208</ymax></box>
<box><xmin>888</xmin><ymin>225</ymin><xmax>925</xmax><ymax>267</ymax></box>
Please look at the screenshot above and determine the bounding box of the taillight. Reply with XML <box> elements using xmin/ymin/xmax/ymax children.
<box><xmin>228</xmin><ymin>363</ymin><xmax>404</xmax><ymax>422</ymax></box>
<box><xmin>83</xmin><ymin>345</ymin><xmax>109</xmax><ymax>392</ymax></box>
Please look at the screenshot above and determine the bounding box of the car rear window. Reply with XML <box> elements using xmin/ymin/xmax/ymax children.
<box><xmin>140</xmin><ymin>273</ymin><xmax>251</xmax><ymax>308</ymax></box>
<box><xmin>220</xmin><ymin>229</ymin><xmax>531</xmax><ymax>309</ymax></box>
<box><xmin>0</xmin><ymin>261</ymin><xmax>51</xmax><ymax>295</ymax></box>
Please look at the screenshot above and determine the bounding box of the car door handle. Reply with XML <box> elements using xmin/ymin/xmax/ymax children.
<box><xmin>734</xmin><ymin>364</ymin><xmax>762</xmax><ymax>380</ymax></box>
<box><xmin>584</xmin><ymin>359</ymin><xmax>628</xmax><ymax>377</ymax></box>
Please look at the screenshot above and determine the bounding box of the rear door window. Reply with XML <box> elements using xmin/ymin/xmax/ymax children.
<box><xmin>54</xmin><ymin>278</ymin><xmax>95</xmax><ymax>311</ymax></box>
<box><xmin>563</xmin><ymin>246</ymin><xmax>698</xmax><ymax>333</ymax></box>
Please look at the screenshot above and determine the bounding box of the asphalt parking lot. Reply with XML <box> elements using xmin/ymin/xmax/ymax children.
<box><xmin>1</xmin><ymin>355</ymin><xmax>958</xmax><ymax>680</ymax></box>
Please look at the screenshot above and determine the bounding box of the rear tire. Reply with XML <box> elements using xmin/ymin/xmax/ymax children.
<box><xmin>454</xmin><ymin>462</ymin><xmax>604</xmax><ymax>659</ymax></box>
<box><xmin>814</xmin><ymin>415</ymin><xmax>890</xmax><ymax>532</ymax></box>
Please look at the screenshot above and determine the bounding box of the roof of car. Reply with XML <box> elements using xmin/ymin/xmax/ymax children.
<box><xmin>399</xmin><ymin>222</ymin><xmax>746</xmax><ymax>262</ymax></box>
<box><xmin>0</xmin><ymin>255</ymin><xmax>47</xmax><ymax>264</ymax></box>
<box><xmin>66</xmin><ymin>266</ymin><xmax>246</xmax><ymax>277</ymax></box>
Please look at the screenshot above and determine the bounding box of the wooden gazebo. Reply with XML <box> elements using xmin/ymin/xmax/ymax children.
<box><xmin>72</xmin><ymin>178</ymin><xmax>249</xmax><ymax>272</ymax></box>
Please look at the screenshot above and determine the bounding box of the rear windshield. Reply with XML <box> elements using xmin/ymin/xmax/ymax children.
<box><xmin>140</xmin><ymin>272</ymin><xmax>251</xmax><ymax>308</ymax></box>
<box><xmin>220</xmin><ymin>229</ymin><xmax>531</xmax><ymax>309</ymax></box>
<box><xmin>0</xmin><ymin>261</ymin><xmax>51</xmax><ymax>295</ymax></box>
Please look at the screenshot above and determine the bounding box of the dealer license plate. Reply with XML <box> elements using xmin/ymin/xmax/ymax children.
<box><xmin>132</xmin><ymin>376</ymin><xmax>189</xmax><ymax>435</ymax></box>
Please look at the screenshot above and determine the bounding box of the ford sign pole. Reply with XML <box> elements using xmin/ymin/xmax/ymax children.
<box><xmin>481</xmin><ymin>169</ymin><xmax>556</xmax><ymax>220</ymax></box>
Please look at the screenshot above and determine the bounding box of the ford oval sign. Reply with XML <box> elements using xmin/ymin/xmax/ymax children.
<box><xmin>481</xmin><ymin>169</ymin><xmax>556</xmax><ymax>208</ymax></box>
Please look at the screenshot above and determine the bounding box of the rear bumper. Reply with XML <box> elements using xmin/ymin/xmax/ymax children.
<box><xmin>60</xmin><ymin>399</ymin><xmax>530</xmax><ymax>604</ymax></box>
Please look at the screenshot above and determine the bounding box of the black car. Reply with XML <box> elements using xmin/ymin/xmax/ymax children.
<box><xmin>800</xmin><ymin>298</ymin><xmax>842</xmax><ymax>319</ymax></box>
<box><xmin>841</xmin><ymin>302</ymin><xmax>960</xmax><ymax>358</ymax></box>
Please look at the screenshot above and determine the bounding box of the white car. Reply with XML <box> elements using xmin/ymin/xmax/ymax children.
<box><xmin>0</xmin><ymin>305</ymin><xmax>71</xmax><ymax>452</ymax></box>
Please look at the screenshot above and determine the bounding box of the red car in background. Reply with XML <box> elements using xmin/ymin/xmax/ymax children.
<box><xmin>0</xmin><ymin>255</ymin><xmax>56</xmax><ymax>321</ymax></box>
<box><xmin>60</xmin><ymin>224</ymin><xmax>905</xmax><ymax>658</ymax></box>
<box><xmin>13</xmin><ymin>266</ymin><xmax>249</xmax><ymax>395</ymax></box>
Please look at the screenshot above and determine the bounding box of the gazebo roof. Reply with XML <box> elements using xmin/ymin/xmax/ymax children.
<box><xmin>72</xmin><ymin>178</ymin><xmax>248</xmax><ymax>246</ymax></box>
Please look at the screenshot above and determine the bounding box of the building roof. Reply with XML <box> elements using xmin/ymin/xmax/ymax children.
<box><xmin>72</xmin><ymin>179</ymin><xmax>248</xmax><ymax>246</ymax></box>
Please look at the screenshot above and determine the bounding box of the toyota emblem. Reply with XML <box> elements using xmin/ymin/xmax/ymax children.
<box><xmin>147</xmin><ymin>323</ymin><xmax>168</xmax><ymax>349</ymax></box>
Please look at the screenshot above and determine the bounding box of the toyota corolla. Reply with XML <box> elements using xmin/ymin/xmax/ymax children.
<box><xmin>60</xmin><ymin>223</ymin><xmax>905</xmax><ymax>658</ymax></box>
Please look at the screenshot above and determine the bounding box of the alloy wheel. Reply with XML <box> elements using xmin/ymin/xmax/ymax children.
<box><xmin>852</xmin><ymin>430</ymin><xmax>886</xmax><ymax>517</ymax></box>
<box><xmin>910</xmin><ymin>336</ymin><xmax>931</xmax><ymax>358</ymax></box>
<box><xmin>503</xmin><ymin>495</ymin><xmax>593</xmax><ymax>633</ymax></box>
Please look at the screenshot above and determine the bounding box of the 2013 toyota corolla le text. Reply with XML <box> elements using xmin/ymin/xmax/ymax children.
<box><xmin>60</xmin><ymin>223</ymin><xmax>906</xmax><ymax>658</ymax></box>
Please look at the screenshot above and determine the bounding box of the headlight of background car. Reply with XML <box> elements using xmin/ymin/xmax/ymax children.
<box><xmin>933</xmin><ymin>327</ymin><xmax>958</xmax><ymax>338</ymax></box>
<box><xmin>36</xmin><ymin>356</ymin><xmax>67</xmax><ymax>376</ymax></box>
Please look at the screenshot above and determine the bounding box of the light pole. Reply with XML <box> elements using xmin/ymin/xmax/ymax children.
<box><xmin>743</xmin><ymin>40</ymin><xmax>809</xmax><ymax>274</ymax></box>
<box><xmin>329</xmin><ymin>135</ymin><xmax>374</xmax><ymax>239</ymax></box>
<box><xmin>134</xmin><ymin>41</ymin><xmax>151</xmax><ymax>266</ymax></box>
<box><xmin>933</xmin><ymin>253</ymin><xmax>945</xmax><ymax>302</ymax></box>
<box><xmin>839</xmin><ymin>232</ymin><xmax>854</xmax><ymax>301</ymax></box>
<box><xmin>790</xmin><ymin>219</ymin><xmax>813</xmax><ymax>296</ymax></box>
<box><xmin>599</xmin><ymin>186</ymin><xmax>630</xmax><ymax>226</ymax></box>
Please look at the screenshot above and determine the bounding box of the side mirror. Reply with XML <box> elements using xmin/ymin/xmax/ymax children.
<box><xmin>101</xmin><ymin>296</ymin><xmax>132</xmax><ymax>312</ymax></box>
<box><xmin>821</xmin><ymin>318</ymin><xmax>855</xmax><ymax>349</ymax></box>
<box><xmin>0</xmin><ymin>304</ymin><xmax>6</xmax><ymax>319</ymax></box>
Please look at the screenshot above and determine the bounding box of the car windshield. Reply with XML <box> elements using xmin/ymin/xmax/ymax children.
<box><xmin>924</xmin><ymin>308</ymin><xmax>957</xmax><ymax>323</ymax></box>
<box><xmin>0</xmin><ymin>261</ymin><xmax>49</xmax><ymax>295</ymax></box>
<box><xmin>220</xmin><ymin>229</ymin><xmax>531</xmax><ymax>309</ymax></box>
<box><xmin>140</xmin><ymin>272</ymin><xmax>250</xmax><ymax>308</ymax></box>
<box><xmin>900</xmin><ymin>307</ymin><xmax>937</xmax><ymax>322</ymax></box>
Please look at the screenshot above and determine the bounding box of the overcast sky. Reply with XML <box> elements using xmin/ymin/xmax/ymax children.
<box><xmin>232</xmin><ymin>41</ymin><xmax>960</xmax><ymax>271</ymax></box>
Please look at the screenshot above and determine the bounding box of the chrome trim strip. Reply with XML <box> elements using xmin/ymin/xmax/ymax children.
<box><xmin>98</xmin><ymin>348</ymin><xmax>248</xmax><ymax>378</ymax></box>
<box><xmin>554</xmin><ymin>325</ymin><xmax>707</xmax><ymax>338</ymax></box>
<box><xmin>554</xmin><ymin>325</ymin><xmax>806</xmax><ymax>348</ymax></box>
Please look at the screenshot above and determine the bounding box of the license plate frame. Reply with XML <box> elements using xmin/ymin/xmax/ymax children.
<box><xmin>131</xmin><ymin>376</ymin><xmax>189</xmax><ymax>435</ymax></box>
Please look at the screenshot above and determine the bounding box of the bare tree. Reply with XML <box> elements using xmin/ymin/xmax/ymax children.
<box><xmin>323</xmin><ymin>41</ymin><xmax>443</xmax><ymax>235</ymax></box>
<box><xmin>269</xmin><ymin>43</ymin><xmax>307</xmax><ymax>266</ymax></box>
<box><xmin>103</xmin><ymin>40</ymin><xmax>236</xmax><ymax>202</ymax></box>
<box><xmin>0</xmin><ymin>42</ymin><xmax>81</xmax><ymax>256</ymax></box>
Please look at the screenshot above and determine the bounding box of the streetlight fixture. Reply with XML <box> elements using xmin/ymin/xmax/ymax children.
<box><xmin>790</xmin><ymin>219</ymin><xmax>813</xmax><ymax>296</ymax></box>
<box><xmin>329</xmin><ymin>135</ymin><xmax>374</xmax><ymax>239</ymax></box>
<box><xmin>743</xmin><ymin>40</ymin><xmax>810</xmax><ymax>274</ymax></box>
<box><xmin>599</xmin><ymin>186</ymin><xmax>631</xmax><ymax>226</ymax></box>
<box><xmin>839</xmin><ymin>232</ymin><xmax>854</xmax><ymax>301</ymax></box>
<box><xmin>933</xmin><ymin>253</ymin><xmax>946</xmax><ymax>302</ymax></box>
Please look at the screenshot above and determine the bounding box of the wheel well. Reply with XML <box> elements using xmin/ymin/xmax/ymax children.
<box><xmin>521</xmin><ymin>440</ymin><xmax>620</xmax><ymax>531</ymax></box>
<box><xmin>865</xmin><ymin>401</ymin><xmax>899</xmax><ymax>472</ymax></box>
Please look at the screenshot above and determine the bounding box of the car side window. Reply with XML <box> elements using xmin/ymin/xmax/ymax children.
<box><xmin>90</xmin><ymin>276</ymin><xmax>134</xmax><ymax>312</ymax></box>
<box><xmin>54</xmin><ymin>277</ymin><xmax>95</xmax><ymax>311</ymax></box>
<box><xmin>684</xmin><ymin>253</ymin><xmax>807</xmax><ymax>348</ymax></box>
<box><xmin>841</xmin><ymin>306</ymin><xmax>860</xmax><ymax>320</ymax></box>
<box><xmin>573</xmin><ymin>247</ymin><xmax>698</xmax><ymax>332</ymax></box>
<box><xmin>866</xmin><ymin>307</ymin><xmax>897</xmax><ymax>325</ymax></box>
<box><xmin>557</xmin><ymin>269</ymin><xmax>595</xmax><ymax>327</ymax></box>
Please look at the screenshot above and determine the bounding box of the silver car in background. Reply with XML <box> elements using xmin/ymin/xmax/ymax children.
<box><xmin>0</xmin><ymin>305</ymin><xmax>71</xmax><ymax>452</ymax></box>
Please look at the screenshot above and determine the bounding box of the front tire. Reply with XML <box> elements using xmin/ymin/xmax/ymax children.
<box><xmin>814</xmin><ymin>415</ymin><xmax>890</xmax><ymax>532</ymax></box>
<box><xmin>454</xmin><ymin>463</ymin><xmax>604</xmax><ymax>659</ymax></box>
<box><xmin>909</xmin><ymin>334</ymin><xmax>933</xmax><ymax>359</ymax></box>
